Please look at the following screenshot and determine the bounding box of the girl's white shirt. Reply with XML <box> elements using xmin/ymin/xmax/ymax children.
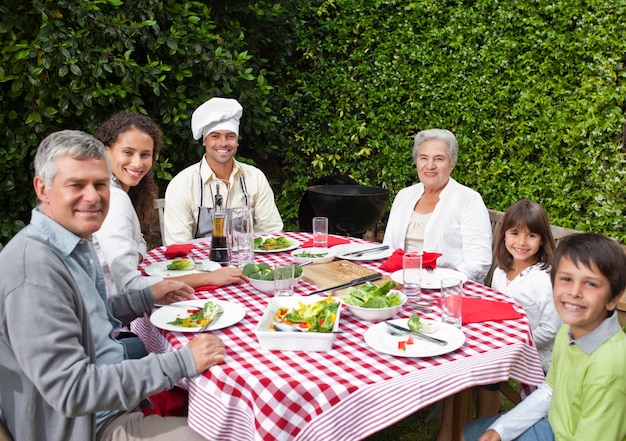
<box><xmin>492</xmin><ymin>263</ymin><xmax>561</xmax><ymax>372</ymax></box>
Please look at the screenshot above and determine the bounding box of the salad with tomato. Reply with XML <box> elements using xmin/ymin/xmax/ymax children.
<box><xmin>271</xmin><ymin>297</ymin><xmax>339</xmax><ymax>332</ymax></box>
<box><xmin>167</xmin><ymin>301</ymin><xmax>223</xmax><ymax>328</ymax></box>
<box><xmin>254</xmin><ymin>236</ymin><xmax>293</xmax><ymax>251</ymax></box>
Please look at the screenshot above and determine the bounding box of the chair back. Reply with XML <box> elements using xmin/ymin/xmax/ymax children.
<box><xmin>154</xmin><ymin>198</ymin><xmax>165</xmax><ymax>246</ymax></box>
<box><xmin>484</xmin><ymin>209</ymin><xmax>505</xmax><ymax>286</ymax></box>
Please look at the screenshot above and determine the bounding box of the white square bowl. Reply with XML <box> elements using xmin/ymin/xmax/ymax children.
<box><xmin>254</xmin><ymin>296</ymin><xmax>342</xmax><ymax>351</ymax></box>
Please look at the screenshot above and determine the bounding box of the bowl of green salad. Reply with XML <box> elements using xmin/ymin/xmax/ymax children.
<box><xmin>243</xmin><ymin>262</ymin><xmax>304</xmax><ymax>294</ymax></box>
<box><xmin>341</xmin><ymin>280</ymin><xmax>406</xmax><ymax>321</ymax></box>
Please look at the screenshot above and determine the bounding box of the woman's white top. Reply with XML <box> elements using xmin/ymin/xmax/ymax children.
<box><xmin>492</xmin><ymin>263</ymin><xmax>561</xmax><ymax>372</ymax></box>
<box><xmin>93</xmin><ymin>178</ymin><xmax>162</xmax><ymax>297</ymax></box>
<box><xmin>382</xmin><ymin>178</ymin><xmax>492</xmax><ymax>283</ymax></box>
<box><xmin>404</xmin><ymin>211</ymin><xmax>432</xmax><ymax>253</ymax></box>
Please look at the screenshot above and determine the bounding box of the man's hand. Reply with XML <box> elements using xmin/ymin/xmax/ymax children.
<box><xmin>478</xmin><ymin>429</ymin><xmax>502</xmax><ymax>441</ymax></box>
<box><xmin>187</xmin><ymin>334</ymin><xmax>226</xmax><ymax>372</ymax></box>
<box><xmin>151</xmin><ymin>279</ymin><xmax>195</xmax><ymax>304</ymax></box>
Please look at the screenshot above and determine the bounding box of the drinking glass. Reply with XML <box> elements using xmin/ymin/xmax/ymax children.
<box><xmin>441</xmin><ymin>277</ymin><xmax>463</xmax><ymax>328</ymax></box>
<box><xmin>229</xmin><ymin>207</ymin><xmax>254</xmax><ymax>268</ymax></box>
<box><xmin>312</xmin><ymin>216</ymin><xmax>329</xmax><ymax>248</ymax></box>
<box><xmin>402</xmin><ymin>252</ymin><xmax>422</xmax><ymax>298</ymax></box>
<box><xmin>274</xmin><ymin>263</ymin><xmax>296</xmax><ymax>296</ymax></box>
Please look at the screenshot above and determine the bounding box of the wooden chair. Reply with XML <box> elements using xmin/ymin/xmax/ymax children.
<box><xmin>551</xmin><ymin>224</ymin><xmax>584</xmax><ymax>246</ymax></box>
<box><xmin>483</xmin><ymin>209</ymin><xmax>504</xmax><ymax>286</ymax></box>
<box><xmin>154</xmin><ymin>198</ymin><xmax>165</xmax><ymax>246</ymax></box>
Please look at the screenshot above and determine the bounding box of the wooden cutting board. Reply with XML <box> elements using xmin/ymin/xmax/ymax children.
<box><xmin>302</xmin><ymin>260</ymin><xmax>394</xmax><ymax>295</ymax></box>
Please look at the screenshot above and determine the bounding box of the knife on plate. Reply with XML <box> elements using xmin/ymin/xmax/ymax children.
<box><xmin>307</xmin><ymin>273</ymin><xmax>382</xmax><ymax>296</ymax></box>
<box><xmin>385</xmin><ymin>322</ymin><xmax>448</xmax><ymax>346</ymax></box>
<box><xmin>341</xmin><ymin>245</ymin><xmax>389</xmax><ymax>257</ymax></box>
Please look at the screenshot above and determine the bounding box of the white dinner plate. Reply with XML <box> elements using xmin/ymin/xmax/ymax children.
<box><xmin>150</xmin><ymin>299</ymin><xmax>246</xmax><ymax>333</ymax></box>
<box><xmin>333</xmin><ymin>243</ymin><xmax>393</xmax><ymax>261</ymax></box>
<box><xmin>291</xmin><ymin>247</ymin><xmax>337</xmax><ymax>264</ymax></box>
<box><xmin>364</xmin><ymin>318</ymin><xmax>465</xmax><ymax>357</ymax></box>
<box><xmin>253</xmin><ymin>236</ymin><xmax>301</xmax><ymax>253</ymax></box>
<box><xmin>144</xmin><ymin>259</ymin><xmax>221</xmax><ymax>277</ymax></box>
<box><xmin>390</xmin><ymin>268</ymin><xmax>468</xmax><ymax>289</ymax></box>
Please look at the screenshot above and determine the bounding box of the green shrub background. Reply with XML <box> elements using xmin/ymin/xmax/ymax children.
<box><xmin>1</xmin><ymin>0</ymin><xmax>624</xmax><ymax>245</ymax></box>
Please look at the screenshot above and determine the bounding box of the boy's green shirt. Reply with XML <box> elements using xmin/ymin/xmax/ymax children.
<box><xmin>547</xmin><ymin>313</ymin><xmax>626</xmax><ymax>440</ymax></box>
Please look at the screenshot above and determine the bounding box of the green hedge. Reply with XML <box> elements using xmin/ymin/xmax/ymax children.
<box><xmin>1</xmin><ymin>0</ymin><xmax>625</xmax><ymax>245</ymax></box>
<box><xmin>277</xmin><ymin>0</ymin><xmax>626</xmax><ymax>241</ymax></box>
<box><xmin>0</xmin><ymin>0</ymin><xmax>299</xmax><ymax>243</ymax></box>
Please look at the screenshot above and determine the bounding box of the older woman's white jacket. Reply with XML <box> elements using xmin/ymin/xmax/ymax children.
<box><xmin>382</xmin><ymin>178</ymin><xmax>492</xmax><ymax>283</ymax></box>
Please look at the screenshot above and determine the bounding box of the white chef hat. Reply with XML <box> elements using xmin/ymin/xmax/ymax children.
<box><xmin>191</xmin><ymin>97</ymin><xmax>243</xmax><ymax>140</ymax></box>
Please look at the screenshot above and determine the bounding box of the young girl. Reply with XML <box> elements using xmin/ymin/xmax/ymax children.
<box><xmin>479</xmin><ymin>198</ymin><xmax>561</xmax><ymax>417</ymax></box>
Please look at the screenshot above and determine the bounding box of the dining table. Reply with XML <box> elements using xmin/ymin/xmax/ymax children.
<box><xmin>133</xmin><ymin>232</ymin><xmax>545</xmax><ymax>441</ymax></box>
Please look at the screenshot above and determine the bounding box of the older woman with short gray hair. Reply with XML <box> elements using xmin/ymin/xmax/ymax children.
<box><xmin>383</xmin><ymin>128</ymin><xmax>492</xmax><ymax>283</ymax></box>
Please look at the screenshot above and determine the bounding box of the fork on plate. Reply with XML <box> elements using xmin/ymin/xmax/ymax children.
<box><xmin>189</xmin><ymin>255</ymin><xmax>214</xmax><ymax>272</ymax></box>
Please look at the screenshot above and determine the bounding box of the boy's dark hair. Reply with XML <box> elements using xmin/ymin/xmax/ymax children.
<box><xmin>495</xmin><ymin>199</ymin><xmax>555</xmax><ymax>271</ymax></box>
<box><xmin>551</xmin><ymin>233</ymin><xmax>626</xmax><ymax>300</ymax></box>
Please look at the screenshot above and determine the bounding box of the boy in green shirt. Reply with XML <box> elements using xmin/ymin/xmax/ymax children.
<box><xmin>463</xmin><ymin>233</ymin><xmax>626</xmax><ymax>441</ymax></box>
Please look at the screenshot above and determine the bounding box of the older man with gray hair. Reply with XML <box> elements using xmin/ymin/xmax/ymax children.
<box><xmin>0</xmin><ymin>130</ymin><xmax>220</xmax><ymax>440</ymax></box>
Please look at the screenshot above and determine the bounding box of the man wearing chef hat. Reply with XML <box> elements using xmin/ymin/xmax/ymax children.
<box><xmin>163</xmin><ymin>97</ymin><xmax>283</xmax><ymax>245</ymax></box>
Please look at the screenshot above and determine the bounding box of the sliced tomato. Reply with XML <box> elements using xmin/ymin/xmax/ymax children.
<box><xmin>398</xmin><ymin>341</ymin><xmax>406</xmax><ymax>351</ymax></box>
<box><xmin>406</xmin><ymin>335</ymin><xmax>414</xmax><ymax>345</ymax></box>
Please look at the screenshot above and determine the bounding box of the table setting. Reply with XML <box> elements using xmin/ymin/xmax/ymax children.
<box><xmin>133</xmin><ymin>230</ymin><xmax>545</xmax><ymax>441</ymax></box>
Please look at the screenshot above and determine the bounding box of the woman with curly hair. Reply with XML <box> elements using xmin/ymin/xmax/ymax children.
<box><xmin>93</xmin><ymin>112</ymin><xmax>246</xmax><ymax>357</ymax></box>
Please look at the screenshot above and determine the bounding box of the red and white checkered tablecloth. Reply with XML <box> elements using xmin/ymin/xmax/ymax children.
<box><xmin>134</xmin><ymin>232</ymin><xmax>545</xmax><ymax>441</ymax></box>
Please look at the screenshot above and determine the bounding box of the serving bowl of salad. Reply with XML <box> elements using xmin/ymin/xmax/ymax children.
<box><xmin>243</xmin><ymin>262</ymin><xmax>304</xmax><ymax>294</ymax></box>
<box><xmin>254</xmin><ymin>296</ymin><xmax>342</xmax><ymax>351</ymax></box>
<box><xmin>341</xmin><ymin>280</ymin><xmax>406</xmax><ymax>321</ymax></box>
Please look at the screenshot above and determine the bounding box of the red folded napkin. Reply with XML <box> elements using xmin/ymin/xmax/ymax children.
<box><xmin>194</xmin><ymin>285</ymin><xmax>218</xmax><ymax>292</ymax></box>
<box><xmin>301</xmin><ymin>236</ymin><xmax>351</xmax><ymax>248</ymax></box>
<box><xmin>379</xmin><ymin>249</ymin><xmax>442</xmax><ymax>272</ymax></box>
<box><xmin>164</xmin><ymin>244</ymin><xmax>195</xmax><ymax>259</ymax></box>
<box><xmin>142</xmin><ymin>386</ymin><xmax>188</xmax><ymax>417</ymax></box>
<box><xmin>461</xmin><ymin>297</ymin><xmax>523</xmax><ymax>325</ymax></box>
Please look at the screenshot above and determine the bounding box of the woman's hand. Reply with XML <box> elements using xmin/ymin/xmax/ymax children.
<box><xmin>206</xmin><ymin>267</ymin><xmax>248</xmax><ymax>286</ymax></box>
<box><xmin>171</xmin><ymin>267</ymin><xmax>248</xmax><ymax>289</ymax></box>
<box><xmin>151</xmin><ymin>279</ymin><xmax>195</xmax><ymax>304</ymax></box>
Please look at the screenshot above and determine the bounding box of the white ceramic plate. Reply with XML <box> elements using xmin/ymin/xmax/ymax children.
<box><xmin>291</xmin><ymin>247</ymin><xmax>337</xmax><ymax>264</ymax></box>
<box><xmin>150</xmin><ymin>299</ymin><xmax>246</xmax><ymax>333</ymax></box>
<box><xmin>253</xmin><ymin>236</ymin><xmax>301</xmax><ymax>253</ymax></box>
<box><xmin>333</xmin><ymin>243</ymin><xmax>393</xmax><ymax>261</ymax></box>
<box><xmin>364</xmin><ymin>318</ymin><xmax>465</xmax><ymax>357</ymax></box>
<box><xmin>390</xmin><ymin>268</ymin><xmax>468</xmax><ymax>289</ymax></box>
<box><xmin>144</xmin><ymin>260</ymin><xmax>221</xmax><ymax>277</ymax></box>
